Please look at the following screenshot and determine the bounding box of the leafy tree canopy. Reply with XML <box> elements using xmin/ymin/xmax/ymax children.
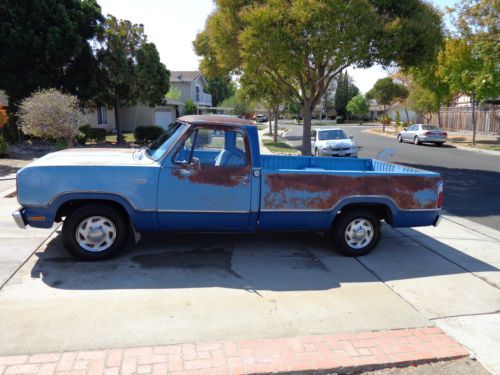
<box><xmin>347</xmin><ymin>95</ymin><xmax>369</xmax><ymax>117</ymax></box>
<box><xmin>96</xmin><ymin>16</ymin><xmax>170</xmax><ymax>141</ymax></box>
<box><xmin>194</xmin><ymin>0</ymin><xmax>443</xmax><ymax>154</ymax></box>
<box><xmin>334</xmin><ymin>72</ymin><xmax>360</xmax><ymax>118</ymax></box>
<box><xmin>0</xmin><ymin>0</ymin><xmax>103</xmax><ymax>105</ymax></box>
<box><xmin>366</xmin><ymin>77</ymin><xmax>408</xmax><ymax>130</ymax></box>
<box><xmin>206</xmin><ymin>76</ymin><xmax>236</xmax><ymax>107</ymax></box>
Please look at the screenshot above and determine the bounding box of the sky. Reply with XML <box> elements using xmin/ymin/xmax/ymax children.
<box><xmin>98</xmin><ymin>0</ymin><xmax>458</xmax><ymax>94</ymax></box>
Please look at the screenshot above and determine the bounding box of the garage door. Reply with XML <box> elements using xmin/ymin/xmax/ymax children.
<box><xmin>154</xmin><ymin>109</ymin><xmax>173</xmax><ymax>130</ymax></box>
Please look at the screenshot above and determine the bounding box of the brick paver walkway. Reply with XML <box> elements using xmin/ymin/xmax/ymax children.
<box><xmin>0</xmin><ymin>327</ymin><xmax>468</xmax><ymax>375</ymax></box>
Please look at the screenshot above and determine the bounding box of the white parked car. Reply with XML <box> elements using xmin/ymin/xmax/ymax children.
<box><xmin>312</xmin><ymin>128</ymin><xmax>358</xmax><ymax>157</ymax></box>
<box><xmin>397</xmin><ymin>124</ymin><xmax>448</xmax><ymax>146</ymax></box>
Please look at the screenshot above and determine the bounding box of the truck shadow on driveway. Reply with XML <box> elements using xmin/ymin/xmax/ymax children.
<box><xmin>29</xmin><ymin>226</ymin><xmax>498</xmax><ymax>291</ymax></box>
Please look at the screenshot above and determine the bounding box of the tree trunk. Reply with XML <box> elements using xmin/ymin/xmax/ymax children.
<box><xmin>273</xmin><ymin>106</ymin><xmax>278</xmax><ymax>143</ymax></box>
<box><xmin>382</xmin><ymin>109</ymin><xmax>387</xmax><ymax>132</ymax></box>
<box><xmin>471</xmin><ymin>93</ymin><xmax>476</xmax><ymax>145</ymax></box>
<box><xmin>404</xmin><ymin>108</ymin><xmax>409</xmax><ymax>124</ymax></box>
<box><xmin>301</xmin><ymin>103</ymin><xmax>312</xmax><ymax>155</ymax></box>
<box><xmin>114</xmin><ymin>96</ymin><xmax>124</xmax><ymax>144</ymax></box>
<box><xmin>268</xmin><ymin>109</ymin><xmax>272</xmax><ymax>134</ymax></box>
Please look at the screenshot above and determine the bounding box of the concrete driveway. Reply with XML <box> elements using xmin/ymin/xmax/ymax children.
<box><xmin>0</xmin><ymin>204</ymin><xmax>499</xmax><ymax>372</ymax></box>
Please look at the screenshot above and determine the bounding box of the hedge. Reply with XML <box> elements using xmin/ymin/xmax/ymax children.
<box><xmin>134</xmin><ymin>125</ymin><xmax>164</xmax><ymax>144</ymax></box>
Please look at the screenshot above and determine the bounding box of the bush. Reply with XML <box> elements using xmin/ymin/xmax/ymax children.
<box><xmin>18</xmin><ymin>89</ymin><xmax>88</xmax><ymax>146</ymax></box>
<box><xmin>336</xmin><ymin>116</ymin><xmax>343</xmax><ymax>124</ymax></box>
<box><xmin>134</xmin><ymin>125</ymin><xmax>164</xmax><ymax>144</ymax></box>
<box><xmin>53</xmin><ymin>139</ymin><xmax>67</xmax><ymax>151</ymax></box>
<box><xmin>87</xmin><ymin>128</ymin><xmax>106</xmax><ymax>143</ymax></box>
<box><xmin>184</xmin><ymin>99</ymin><xmax>198</xmax><ymax>115</ymax></box>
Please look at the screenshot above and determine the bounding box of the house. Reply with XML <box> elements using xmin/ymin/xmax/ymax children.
<box><xmin>88</xmin><ymin>71</ymin><xmax>213</xmax><ymax>132</ymax></box>
<box><xmin>368</xmin><ymin>100</ymin><xmax>417</xmax><ymax>123</ymax></box>
<box><xmin>170</xmin><ymin>71</ymin><xmax>212</xmax><ymax>110</ymax></box>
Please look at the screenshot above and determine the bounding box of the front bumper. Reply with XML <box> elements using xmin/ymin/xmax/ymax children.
<box><xmin>319</xmin><ymin>149</ymin><xmax>358</xmax><ymax>157</ymax></box>
<box><xmin>12</xmin><ymin>209</ymin><xmax>26</xmax><ymax>229</ymax></box>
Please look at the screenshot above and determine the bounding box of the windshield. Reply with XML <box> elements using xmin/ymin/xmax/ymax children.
<box><xmin>146</xmin><ymin>122</ymin><xmax>187</xmax><ymax>160</ymax></box>
<box><xmin>422</xmin><ymin>125</ymin><xmax>439</xmax><ymax>131</ymax></box>
<box><xmin>318</xmin><ymin>130</ymin><xmax>348</xmax><ymax>140</ymax></box>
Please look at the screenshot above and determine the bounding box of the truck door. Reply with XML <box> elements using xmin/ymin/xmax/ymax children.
<box><xmin>157</xmin><ymin>126</ymin><xmax>253</xmax><ymax>231</ymax></box>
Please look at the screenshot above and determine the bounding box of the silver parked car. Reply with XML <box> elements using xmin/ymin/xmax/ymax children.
<box><xmin>397</xmin><ymin>124</ymin><xmax>448</xmax><ymax>146</ymax></box>
<box><xmin>312</xmin><ymin>128</ymin><xmax>358</xmax><ymax>157</ymax></box>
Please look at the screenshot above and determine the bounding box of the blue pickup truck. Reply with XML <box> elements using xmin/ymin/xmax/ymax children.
<box><xmin>13</xmin><ymin>115</ymin><xmax>443</xmax><ymax>260</ymax></box>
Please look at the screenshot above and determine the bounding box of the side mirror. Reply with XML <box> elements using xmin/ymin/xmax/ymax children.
<box><xmin>349</xmin><ymin>135</ymin><xmax>353</xmax><ymax>139</ymax></box>
<box><xmin>403</xmin><ymin>128</ymin><xmax>407</xmax><ymax>131</ymax></box>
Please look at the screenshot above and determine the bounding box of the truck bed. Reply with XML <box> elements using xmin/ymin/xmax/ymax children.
<box><xmin>258</xmin><ymin>155</ymin><xmax>441</xmax><ymax>230</ymax></box>
<box><xmin>260</xmin><ymin>155</ymin><xmax>436</xmax><ymax>176</ymax></box>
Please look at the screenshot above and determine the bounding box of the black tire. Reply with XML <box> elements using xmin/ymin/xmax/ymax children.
<box><xmin>331</xmin><ymin>209</ymin><xmax>381</xmax><ymax>257</ymax></box>
<box><xmin>397</xmin><ymin>134</ymin><xmax>403</xmax><ymax>142</ymax></box>
<box><xmin>314</xmin><ymin>148</ymin><xmax>319</xmax><ymax>156</ymax></box>
<box><xmin>435</xmin><ymin>142</ymin><xmax>444</xmax><ymax>147</ymax></box>
<box><xmin>414</xmin><ymin>136</ymin><xmax>421</xmax><ymax>145</ymax></box>
<box><xmin>62</xmin><ymin>204</ymin><xmax>128</xmax><ymax>260</ymax></box>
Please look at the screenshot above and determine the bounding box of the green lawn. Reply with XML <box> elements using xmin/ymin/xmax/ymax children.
<box><xmin>105</xmin><ymin>132</ymin><xmax>135</xmax><ymax>143</ymax></box>
<box><xmin>263</xmin><ymin>139</ymin><xmax>300</xmax><ymax>154</ymax></box>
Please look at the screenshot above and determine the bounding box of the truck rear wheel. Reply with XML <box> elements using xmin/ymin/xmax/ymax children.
<box><xmin>331</xmin><ymin>209</ymin><xmax>381</xmax><ymax>256</ymax></box>
<box><xmin>62</xmin><ymin>204</ymin><xmax>128</xmax><ymax>260</ymax></box>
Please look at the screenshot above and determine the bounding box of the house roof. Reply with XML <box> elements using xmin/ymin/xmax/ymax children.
<box><xmin>178</xmin><ymin>115</ymin><xmax>254</xmax><ymax>127</ymax></box>
<box><xmin>170</xmin><ymin>71</ymin><xmax>202</xmax><ymax>82</ymax></box>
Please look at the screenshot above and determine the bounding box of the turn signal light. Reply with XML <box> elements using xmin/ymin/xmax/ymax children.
<box><xmin>437</xmin><ymin>184</ymin><xmax>444</xmax><ymax>209</ymax></box>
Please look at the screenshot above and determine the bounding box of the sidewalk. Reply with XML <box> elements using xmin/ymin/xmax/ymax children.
<box><xmin>0</xmin><ymin>327</ymin><xmax>468</xmax><ymax>375</ymax></box>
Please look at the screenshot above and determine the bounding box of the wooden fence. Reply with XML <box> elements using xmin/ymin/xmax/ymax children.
<box><xmin>428</xmin><ymin>105</ymin><xmax>500</xmax><ymax>134</ymax></box>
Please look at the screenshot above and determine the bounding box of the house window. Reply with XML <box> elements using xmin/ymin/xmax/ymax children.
<box><xmin>196</xmin><ymin>86</ymin><xmax>200</xmax><ymax>102</ymax></box>
<box><xmin>97</xmin><ymin>106</ymin><xmax>108</xmax><ymax>125</ymax></box>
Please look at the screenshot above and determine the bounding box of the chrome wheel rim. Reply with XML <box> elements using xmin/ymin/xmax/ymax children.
<box><xmin>344</xmin><ymin>218</ymin><xmax>374</xmax><ymax>250</ymax></box>
<box><xmin>76</xmin><ymin>216</ymin><xmax>116</xmax><ymax>252</ymax></box>
<box><xmin>414</xmin><ymin>137</ymin><xmax>419</xmax><ymax>144</ymax></box>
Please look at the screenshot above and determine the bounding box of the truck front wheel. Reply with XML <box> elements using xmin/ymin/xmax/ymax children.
<box><xmin>62</xmin><ymin>204</ymin><xmax>128</xmax><ymax>260</ymax></box>
<box><xmin>331</xmin><ymin>209</ymin><xmax>381</xmax><ymax>256</ymax></box>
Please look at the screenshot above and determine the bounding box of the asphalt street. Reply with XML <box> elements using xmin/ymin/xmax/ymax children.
<box><xmin>281</xmin><ymin>122</ymin><xmax>500</xmax><ymax>230</ymax></box>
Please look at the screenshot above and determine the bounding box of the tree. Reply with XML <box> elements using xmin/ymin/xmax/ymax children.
<box><xmin>194</xmin><ymin>0</ymin><xmax>443</xmax><ymax>155</ymax></box>
<box><xmin>18</xmin><ymin>89</ymin><xmax>87</xmax><ymax>146</ymax></box>
<box><xmin>183</xmin><ymin>99</ymin><xmax>198</xmax><ymax>115</ymax></box>
<box><xmin>366</xmin><ymin>78</ymin><xmax>409</xmax><ymax>131</ymax></box>
<box><xmin>96</xmin><ymin>16</ymin><xmax>170</xmax><ymax>143</ymax></box>
<box><xmin>0</xmin><ymin>0</ymin><xmax>103</xmax><ymax>106</ymax></box>
<box><xmin>347</xmin><ymin>95</ymin><xmax>369</xmax><ymax>119</ymax></box>
<box><xmin>220</xmin><ymin>95</ymin><xmax>253</xmax><ymax>118</ymax></box>
<box><xmin>406</xmin><ymin>83</ymin><xmax>438</xmax><ymax>123</ymax></box>
<box><xmin>334</xmin><ymin>72</ymin><xmax>359</xmax><ymax>119</ymax></box>
<box><xmin>206</xmin><ymin>76</ymin><xmax>236</xmax><ymax>107</ymax></box>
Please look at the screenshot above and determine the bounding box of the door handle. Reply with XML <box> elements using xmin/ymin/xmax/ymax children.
<box><xmin>179</xmin><ymin>168</ymin><xmax>193</xmax><ymax>177</ymax></box>
<box><xmin>235</xmin><ymin>176</ymin><xmax>249</xmax><ymax>185</ymax></box>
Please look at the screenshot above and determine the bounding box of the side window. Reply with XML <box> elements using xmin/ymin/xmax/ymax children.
<box><xmin>173</xmin><ymin>128</ymin><xmax>247</xmax><ymax>167</ymax></box>
<box><xmin>173</xmin><ymin>131</ymin><xmax>196</xmax><ymax>164</ymax></box>
<box><xmin>311</xmin><ymin>130</ymin><xmax>316</xmax><ymax>140</ymax></box>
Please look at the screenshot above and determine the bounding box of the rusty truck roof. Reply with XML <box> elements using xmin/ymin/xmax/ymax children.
<box><xmin>178</xmin><ymin>115</ymin><xmax>254</xmax><ymax>127</ymax></box>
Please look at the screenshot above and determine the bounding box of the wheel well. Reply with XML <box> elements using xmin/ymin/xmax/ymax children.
<box><xmin>333</xmin><ymin>203</ymin><xmax>392</xmax><ymax>226</ymax></box>
<box><xmin>55</xmin><ymin>199</ymin><xmax>130</xmax><ymax>223</ymax></box>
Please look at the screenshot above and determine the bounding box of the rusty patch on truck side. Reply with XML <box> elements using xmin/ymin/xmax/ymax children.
<box><xmin>264</xmin><ymin>174</ymin><xmax>441</xmax><ymax>210</ymax></box>
<box><xmin>172</xmin><ymin>166</ymin><xmax>251</xmax><ymax>187</ymax></box>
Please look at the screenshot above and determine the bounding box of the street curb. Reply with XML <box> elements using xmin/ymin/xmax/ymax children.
<box><xmin>364</xmin><ymin>129</ymin><xmax>500</xmax><ymax>156</ymax></box>
<box><xmin>0</xmin><ymin>186</ymin><xmax>16</xmax><ymax>198</ymax></box>
<box><xmin>0</xmin><ymin>327</ymin><xmax>469</xmax><ymax>374</ymax></box>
